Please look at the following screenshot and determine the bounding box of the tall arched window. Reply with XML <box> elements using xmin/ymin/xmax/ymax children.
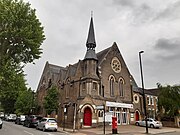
<box><xmin>66</xmin><ymin>78</ymin><xmax>70</xmax><ymax>98</ymax></box>
<box><xmin>119</xmin><ymin>78</ymin><xmax>124</xmax><ymax>97</ymax></box>
<box><xmin>109</xmin><ymin>75</ymin><xmax>115</xmax><ymax>97</ymax></box>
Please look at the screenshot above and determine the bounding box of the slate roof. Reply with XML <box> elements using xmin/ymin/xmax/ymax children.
<box><xmin>84</xmin><ymin>49</ymin><xmax>98</xmax><ymax>60</ymax></box>
<box><xmin>97</xmin><ymin>46</ymin><xmax>111</xmax><ymax>65</ymax></box>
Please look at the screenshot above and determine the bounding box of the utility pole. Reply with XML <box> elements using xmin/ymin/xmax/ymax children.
<box><xmin>139</xmin><ymin>51</ymin><xmax>148</xmax><ymax>134</ymax></box>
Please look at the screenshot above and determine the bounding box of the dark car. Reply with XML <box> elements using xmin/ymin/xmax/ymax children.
<box><xmin>15</xmin><ymin>115</ymin><xmax>26</xmax><ymax>125</ymax></box>
<box><xmin>24</xmin><ymin>115</ymin><xmax>43</xmax><ymax>128</ymax></box>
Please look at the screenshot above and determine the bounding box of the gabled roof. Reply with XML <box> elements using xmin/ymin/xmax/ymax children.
<box><xmin>49</xmin><ymin>63</ymin><xmax>64</xmax><ymax>74</ymax></box>
<box><xmin>97</xmin><ymin>46</ymin><xmax>111</xmax><ymax>66</ymax></box>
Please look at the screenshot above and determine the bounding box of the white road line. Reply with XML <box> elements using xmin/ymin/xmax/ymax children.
<box><xmin>24</xmin><ymin>130</ymin><xmax>34</xmax><ymax>135</ymax></box>
<box><xmin>46</xmin><ymin>133</ymin><xmax>54</xmax><ymax>135</ymax></box>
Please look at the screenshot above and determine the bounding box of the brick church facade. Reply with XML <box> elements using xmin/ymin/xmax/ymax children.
<box><xmin>36</xmin><ymin>16</ymin><xmax>156</xmax><ymax>129</ymax></box>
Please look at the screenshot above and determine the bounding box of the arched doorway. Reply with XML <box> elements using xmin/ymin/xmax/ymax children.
<box><xmin>84</xmin><ymin>107</ymin><xmax>92</xmax><ymax>126</ymax></box>
<box><xmin>135</xmin><ymin>111</ymin><xmax>139</xmax><ymax>121</ymax></box>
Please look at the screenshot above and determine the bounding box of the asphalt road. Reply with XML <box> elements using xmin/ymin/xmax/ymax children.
<box><xmin>0</xmin><ymin>121</ymin><xmax>67</xmax><ymax>135</ymax></box>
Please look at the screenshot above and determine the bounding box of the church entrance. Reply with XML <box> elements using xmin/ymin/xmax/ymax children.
<box><xmin>135</xmin><ymin>111</ymin><xmax>139</xmax><ymax>121</ymax></box>
<box><xmin>84</xmin><ymin>107</ymin><xmax>92</xmax><ymax>126</ymax></box>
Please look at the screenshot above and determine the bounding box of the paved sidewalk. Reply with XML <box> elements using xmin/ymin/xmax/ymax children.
<box><xmin>58</xmin><ymin>125</ymin><xmax>180</xmax><ymax>135</ymax></box>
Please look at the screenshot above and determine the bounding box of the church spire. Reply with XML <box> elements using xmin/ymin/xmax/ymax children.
<box><xmin>86</xmin><ymin>15</ymin><xmax>96</xmax><ymax>50</ymax></box>
<box><xmin>84</xmin><ymin>14</ymin><xmax>97</xmax><ymax>60</ymax></box>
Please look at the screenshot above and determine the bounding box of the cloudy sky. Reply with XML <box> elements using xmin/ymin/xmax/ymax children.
<box><xmin>24</xmin><ymin>0</ymin><xmax>180</xmax><ymax>90</ymax></box>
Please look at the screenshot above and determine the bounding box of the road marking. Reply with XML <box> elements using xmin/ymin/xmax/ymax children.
<box><xmin>46</xmin><ymin>133</ymin><xmax>54</xmax><ymax>135</ymax></box>
<box><xmin>24</xmin><ymin>130</ymin><xmax>34</xmax><ymax>135</ymax></box>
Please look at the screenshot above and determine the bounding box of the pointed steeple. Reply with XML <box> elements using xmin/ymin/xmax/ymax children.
<box><xmin>84</xmin><ymin>15</ymin><xmax>97</xmax><ymax>60</ymax></box>
<box><xmin>86</xmin><ymin>16</ymin><xmax>96</xmax><ymax>49</ymax></box>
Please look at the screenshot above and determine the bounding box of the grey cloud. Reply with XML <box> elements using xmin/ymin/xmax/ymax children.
<box><xmin>153</xmin><ymin>38</ymin><xmax>180</xmax><ymax>61</ymax></box>
<box><xmin>113</xmin><ymin>0</ymin><xmax>135</xmax><ymax>7</ymax></box>
<box><xmin>155</xmin><ymin>38</ymin><xmax>180</xmax><ymax>50</ymax></box>
<box><xmin>154</xmin><ymin>1</ymin><xmax>180</xmax><ymax>21</ymax></box>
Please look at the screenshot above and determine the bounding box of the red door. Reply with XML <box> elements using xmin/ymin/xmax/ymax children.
<box><xmin>135</xmin><ymin>111</ymin><xmax>139</xmax><ymax>121</ymax></box>
<box><xmin>84</xmin><ymin>107</ymin><xmax>92</xmax><ymax>126</ymax></box>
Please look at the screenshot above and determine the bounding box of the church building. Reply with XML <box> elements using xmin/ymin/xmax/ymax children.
<box><xmin>36</xmin><ymin>16</ymin><xmax>136</xmax><ymax>129</ymax></box>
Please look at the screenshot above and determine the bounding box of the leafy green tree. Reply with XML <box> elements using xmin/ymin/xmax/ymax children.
<box><xmin>43</xmin><ymin>86</ymin><xmax>59</xmax><ymax>115</ymax></box>
<box><xmin>0</xmin><ymin>0</ymin><xmax>45</xmax><ymax>113</ymax></box>
<box><xmin>15</xmin><ymin>88</ymin><xmax>35</xmax><ymax>115</ymax></box>
<box><xmin>0</xmin><ymin>65</ymin><xmax>27</xmax><ymax>113</ymax></box>
<box><xmin>0</xmin><ymin>0</ymin><xmax>45</xmax><ymax>67</ymax></box>
<box><xmin>158</xmin><ymin>84</ymin><xmax>180</xmax><ymax>118</ymax></box>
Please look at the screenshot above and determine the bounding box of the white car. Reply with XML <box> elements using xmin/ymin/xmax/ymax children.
<box><xmin>135</xmin><ymin>118</ymin><xmax>162</xmax><ymax>128</ymax></box>
<box><xmin>36</xmin><ymin>118</ymin><xmax>57</xmax><ymax>132</ymax></box>
<box><xmin>0</xmin><ymin>118</ymin><xmax>3</xmax><ymax>129</ymax></box>
<box><xmin>6</xmin><ymin>114</ymin><xmax>17</xmax><ymax>121</ymax></box>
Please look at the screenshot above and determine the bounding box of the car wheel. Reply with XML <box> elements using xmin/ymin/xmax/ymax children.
<box><xmin>36</xmin><ymin>126</ymin><xmax>39</xmax><ymax>130</ymax></box>
<box><xmin>43</xmin><ymin>127</ymin><xmax>46</xmax><ymax>132</ymax></box>
<box><xmin>27</xmin><ymin>123</ymin><xmax>30</xmax><ymax>128</ymax></box>
<box><xmin>150</xmin><ymin>124</ymin><xmax>154</xmax><ymax>128</ymax></box>
<box><xmin>135</xmin><ymin>122</ymin><xmax>139</xmax><ymax>126</ymax></box>
<box><xmin>54</xmin><ymin>129</ymin><xmax>57</xmax><ymax>132</ymax></box>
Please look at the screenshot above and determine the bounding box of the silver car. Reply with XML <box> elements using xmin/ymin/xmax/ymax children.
<box><xmin>135</xmin><ymin>118</ymin><xmax>162</xmax><ymax>128</ymax></box>
<box><xmin>36</xmin><ymin>118</ymin><xmax>57</xmax><ymax>132</ymax></box>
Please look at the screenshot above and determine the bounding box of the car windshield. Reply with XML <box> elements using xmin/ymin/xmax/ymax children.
<box><xmin>48</xmin><ymin>119</ymin><xmax>56</xmax><ymax>123</ymax></box>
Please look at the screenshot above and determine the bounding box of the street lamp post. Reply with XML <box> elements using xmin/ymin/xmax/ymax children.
<box><xmin>139</xmin><ymin>51</ymin><xmax>148</xmax><ymax>134</ymax></box>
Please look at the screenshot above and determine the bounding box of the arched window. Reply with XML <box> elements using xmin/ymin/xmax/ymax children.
<box><xmin>119</xmin><ymin>78</ymin><xmax>124</xmax><ymax>97</ymax></box>
<box><xmin>109</xmin><ymin>75</ymin><xmax>115</xmax><ymax>97</ymax></box>
<box><xmin>66</xmin><ymin>78</ymin><xmax>70</xmax><ymax>98</ymax></box>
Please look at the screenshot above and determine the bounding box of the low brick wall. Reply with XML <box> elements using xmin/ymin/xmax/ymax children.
<box><xmin>162</xmin><ymin>121</ymin><xmax>176</xmax><ymax>128</ymax></box>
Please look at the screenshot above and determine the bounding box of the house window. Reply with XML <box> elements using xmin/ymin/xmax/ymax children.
<box><xmin>119</xmin><ymin>78</ymin><xmax>124</xmax><ymax>97</ymax></box>
<box><xmin>109</xmin><ymin>76</ymin><xmax>115</xmax><ymax>97</ymax></box>
<box><xmin>98</xmin><ymin>111</ymin><xmax>103</xmax><ymax>117</ymax></box>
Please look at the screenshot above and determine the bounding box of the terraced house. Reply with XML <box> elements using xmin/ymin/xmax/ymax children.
<box><xmin>36</xmin><ymin>16</ymin><xmax>158</xmax><ymax>129</ymax></box>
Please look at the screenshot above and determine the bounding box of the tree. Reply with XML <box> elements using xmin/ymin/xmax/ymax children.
<box><xmin>15</xmin><ymin>88</ymin><xmax>35</xmax><ymax>115</ymax></box>
<box><xmin>0</xmin><ymin>0</ymin><xmax>45</xmax><ymax>112</ymax></box>
<box><xmin>0</xmin><ymin>0</ymin><xmax>45</xmax><ymax>67</ymax></box>
<box><xmin>43</xmin><ymin>86</ymin><xmax>59</xmax><ymax>115</ymax></box>
<box><xmin>158</xmin><ymin>84</ymin><xmax>180</xmax><ymax>118</ymax></box>
<box><xmin>0</xmin><ymin>65</ymin><xmax>27</xmax><ymax>113</ymax></box>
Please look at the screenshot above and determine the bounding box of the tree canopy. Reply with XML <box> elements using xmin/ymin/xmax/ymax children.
<box><xmin>15</xmin><ymin>88</ymin><xmax>35</xmax><ymax>115</ymax></box>
<box><xmin>43</xmin><ymin>86</ymin><xmax>59</xmax><ymax>115</ymax></box>
<box><xmin>0</xmin><ymin>0</ymin><xmax>45</xmax><ymax>66</ymax></box>
<box><xmin>158</xmin><ymin>84</ymin><xmax>180</xmax><ymax>117</ymax></box>
<box><xmin>0</xmin><ymin>65</ymin><xmax>27</xmax><ymax>113</ymax></box>
<box><xmin>0</xmin><ymin>0</ymin><xmax>45</xmax><ymax>113</ymax></box>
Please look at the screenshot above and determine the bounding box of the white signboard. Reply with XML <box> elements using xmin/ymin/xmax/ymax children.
<box><xmin>106</xmin><ymin>101</ymin><xmax>133</xmax><ymax>109</ymax></box>
<box><xmin>96</xmin><ymin>105</ymin><xmax>104</xmax><ymax>110</ymax></box>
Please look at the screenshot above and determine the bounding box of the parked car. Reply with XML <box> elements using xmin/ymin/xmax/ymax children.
<box><xmin>135</xmin><ymin>118</ymin><xmax>162</xmax><ymax>128</ymax></box>
<box><xmin>0</xmin><ymin>118</ymin><xmax>3</xmax><ymax>129</ymax></box>
<box><xmin>36</xmin><ymin>117</ymin><xmax>57</xmax><ymax>132</ymax></box>
<box><xmin>24</xmin><ymin>115</ymin><xmax>43</xmax><ymax>127</ymax></box>
<box><xmin>15</xmin><ymin>115</ymin><xmax>26</xmax><ymax>125</ymax></box>
<box><xmin>6</xmin><ymin>114</ymin><xmax>17</xmax><ymax>122</ymax></box>
<box><xmin>0</xmin><ymin>112</ymin><xmax>4</xmax><ymax>119</ymax></box>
